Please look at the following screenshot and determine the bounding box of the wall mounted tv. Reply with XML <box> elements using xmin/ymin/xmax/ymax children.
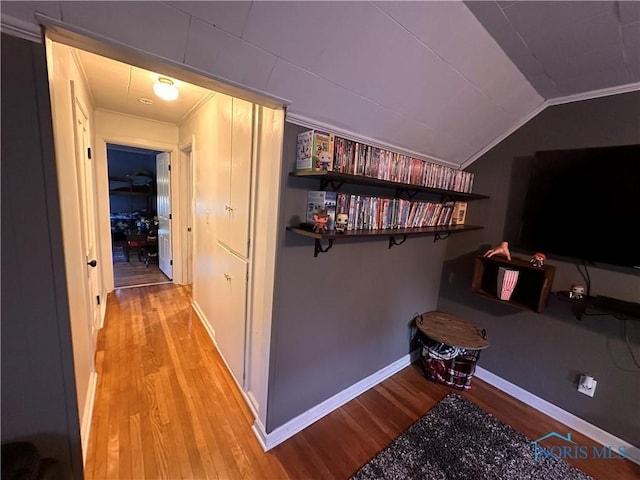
<box><xmin>515</xmin><ymin>144</ymin><xmax>640</xmax><ymax>271</ymax></box>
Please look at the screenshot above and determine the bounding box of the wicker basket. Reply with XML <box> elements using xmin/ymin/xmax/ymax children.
<box><xmin>415</xmin><ymin>330</ymin><xmax>481</xmax><ymax>390</ymax></box>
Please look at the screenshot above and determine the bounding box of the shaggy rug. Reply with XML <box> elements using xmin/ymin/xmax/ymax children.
<box><xmin>351</xmin><ymin>393</ymin><xmax>592</xmax><ymax>480</ymax></box>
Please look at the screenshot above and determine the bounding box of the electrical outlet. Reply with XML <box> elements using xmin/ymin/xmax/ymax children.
<box><xmin>578</xmin><ymin>376</ymin><xmax>597</xmax><ymax>397</ymax></box>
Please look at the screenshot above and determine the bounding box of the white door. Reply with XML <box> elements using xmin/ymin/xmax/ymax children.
<box><xmin>156</xmin><ymin>152</ymin><xmax>173</xmax><ymax>279</ymax></box>
<box><xmin>229</xmin><ymin>98</ymin><xmax>254</xmax><ymax>258</ymax></box>
<box><xmin>216</xmin><ymin>245</ymin><xmax>248</xmax><ymax>385</ymax></box>
<box><xmin>74</xmin><ymin>99</ymin><xmax>101</xmax><ymax>344</ymax></box>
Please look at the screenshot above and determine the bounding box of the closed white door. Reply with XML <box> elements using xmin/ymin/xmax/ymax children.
<box><xmin>74</xmin><ymin>99</ymin><xmax>101</xmax><ymax>345</ymax></box>
<box><xmin>216</xmin><ymin>95</ymin><xmax>233</xmax><ymax>248</ymax></box>
<box><xmin>229</xmin><ymin>98</ymin><xmax>253</xmax><ymax>258</ymax></box>
<box><xmin>216</xmin><ymin>245</ymin><xmax>248</xmax><ymax>385</ymax></box>
<box><xmin>156</xmin><ymin>152</ymin><xmax>172</xmax><ymax>279</ymax></box>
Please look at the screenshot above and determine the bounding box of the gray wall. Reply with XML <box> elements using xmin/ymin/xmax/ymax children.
<box><xmin>1</xmin><ymin>34</ymin><xmax>83</xmax><ymax>475</ymax></box>
<box><xmin>440</xmin><ymin>91</ymin><xmax>640</xmax><ymax>446</ymax></box>
<box><xmin>266</xmin><ymin>123</ymin><xmax>451</xmax><ymax>432</ymax></box>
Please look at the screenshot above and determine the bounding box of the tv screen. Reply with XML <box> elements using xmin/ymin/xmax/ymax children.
<box><xmin>516</xmin><ymin>144</ymin><xmax>640</xmax><ymax>270</ymax></box>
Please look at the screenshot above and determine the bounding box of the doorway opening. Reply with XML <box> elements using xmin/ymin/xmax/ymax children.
<box><xmin>107</xmin><ymin>143</ymin><xmax>172</xmax><ymax>288</ymax></box>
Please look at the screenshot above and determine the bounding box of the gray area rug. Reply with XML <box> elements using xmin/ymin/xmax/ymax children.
<box><xmin>351</xmin><ymin>393</ymin><xmax>592</xmax><ymax>480</ymax></box>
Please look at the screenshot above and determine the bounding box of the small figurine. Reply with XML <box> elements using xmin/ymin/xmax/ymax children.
<box><xmin>313</xmin><ymin>208</ymin><xmax>330</xmax><ymax>233</ymax></box>
<box><xmin>335</xmin><ymin>213</ymin><xmax>348</xmax><ymax>233</ymax></box>
<box><xmin>530</xmin><ymin>252</ymin><xmax>546</xmax><ymax>267</ymax></box>
<box><xmin>316</xmin><ymin>150</ymin><xmax>332</xmax><ymax>171</ymax></box>
<box><xmin>569</xmin><ymin>283</ymin><xmax>585</xmax><ymax>299</ymax></box>
<box><xmin>484</xmin><ymin>241</ymin><xmax>511</xmax><ymax>261</ymax></box>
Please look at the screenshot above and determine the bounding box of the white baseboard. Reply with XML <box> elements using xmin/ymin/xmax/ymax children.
<box><xmin>190</xmin><ymin>300</ymin><xmax>259</xmax><ymax>420</ymax></box>
<box><xmin>191</xmin><ymin>300</ymin><xmax>214</xmax><ymax>341</ymax></box>
<box><xmin>254</xmin><ymin>349</ymin><xmax>421</xmax><ymax>451</ymax></box>
<box><xmin>81</xmin><ymin>371</ymin><xmax>98</xmax><ymax>464</ymax></box>
<box><xmin>475</xmin><ymin>366</ymin><xmax>640</xmax><ymax>465</ymax></box>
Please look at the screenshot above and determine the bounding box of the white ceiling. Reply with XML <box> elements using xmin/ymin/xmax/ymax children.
<box><xmin>466</xmin><ymin>1</ymin><xmax>640</xmax><ymax>98</ymax></box>
<box><xmin>2</xmin><ymin>1</ymin><xmax>638</xmax><ymax>168</ymax></box>
<box><xmin>76</xmin><ymin>49</ymin><xmax>212</xmax><ymax>124</ymax></box>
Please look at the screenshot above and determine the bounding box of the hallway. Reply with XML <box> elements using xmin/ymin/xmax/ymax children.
<box><xmin>85</xmin><ymin>284</ymin><xmax>287</xmax><ymax>479</ymax></box>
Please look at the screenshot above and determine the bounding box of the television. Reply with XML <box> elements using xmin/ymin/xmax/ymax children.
<box><xmin>514</xmin><ymin>144</ymin><xmax>640</xmax><ymax>271</ymax></box>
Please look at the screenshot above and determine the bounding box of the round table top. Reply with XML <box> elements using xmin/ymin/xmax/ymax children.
<box><xmin>415</xmin><ymin>311</ymin><xmax>490</xmax><ymax>350</ymax></box>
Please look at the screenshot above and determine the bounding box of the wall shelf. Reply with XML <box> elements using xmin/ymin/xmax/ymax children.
<box><xmin>471</xmin><ymin>255</ymin><xmax>556</xmax><ymax>313</ymax></box>
<box><xmin>555</xmin><ymin>291</ymin><xmax>640</xmax><ymax>320</ymax></box>
<box><xmin>287</xmin><ymin>224</ymin><xmax>484</xmax><ymax>257</ymax></box>
<box><xmin>289</xmin><ymin>171</ymin><xmax>490</xmax><ymax>201</ymax></box>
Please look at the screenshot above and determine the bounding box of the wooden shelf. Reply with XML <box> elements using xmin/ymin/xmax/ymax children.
<box><xmin>471</xmin><ymin>255</ymin><xmax>556</xmax><ymax>313</ymax></box>
<box><xmin>289</xmin><ymin>171</ymin><xmax>489</xmax><ymax>201</ymax></box>
<box><xmin>287</xmin><ymin>224</ymin><xmax>483</xmax><ymax>257</ymax></box>
<box><xmin>555</xmin><ymin>291</ymin><xmax>640</xmax><ymax>320</ymax></box>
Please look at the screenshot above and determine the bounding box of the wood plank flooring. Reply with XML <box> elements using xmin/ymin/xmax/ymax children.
<box><xmin>112</xmin><ymin>254</ymin><xmax>171</xmax><ymax>288</ymax></box>
<box><xmin>85</xmin><ymin>284</ymin><xmax>640</xmax><ymax>480</ymax></box>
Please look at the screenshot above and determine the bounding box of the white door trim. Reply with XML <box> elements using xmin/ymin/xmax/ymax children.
<box><xmin>94</xmin><ymin>135</ymin><xmax>181</xmax><ymax>291</ymax></box>
<box><xmin>179</xmin><ymin>139</ymin><xmax>195</xmax><ymax>286</ymax></box>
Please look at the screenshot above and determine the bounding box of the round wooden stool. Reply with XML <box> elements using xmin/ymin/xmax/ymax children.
<box><xmin>415</xmin><ymin>311</ymin><xmax>489</xmax><ymax>350</ymax></box>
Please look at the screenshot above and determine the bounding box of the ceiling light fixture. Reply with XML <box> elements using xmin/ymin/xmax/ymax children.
<box><xmin>153</xmin><ymin>77</ymin><xmax>179</xmax><ymax>101</ymax></box>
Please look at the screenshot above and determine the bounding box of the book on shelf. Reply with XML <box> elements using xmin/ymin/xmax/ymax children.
<box><xmin>452</xmin><ymin>201</ymin><xmax>468</xmax><ymax>225</ymax></box>
<box><xmin>437</xmin><ymin>203</ymin><xmax>455</xmax><ymax>226</ymax></box>
<box><xmin>296</xmin><ymin>130</ymin><xmax>335</xmax><ymax>172</ymax></box>
<box><xmin>328</xmin><ymin>193</ymin><xmax>472</xmax><ymax>232</ymax></box>
<box><xmin>326</xmin><ymin>134</ymin><xmax>475</xmax><ymax>194</ymax></box>
<box><xmin>497</xmin><ymin>267</ymin><xmax>519</xmax><ymax>301</ymax></box>
<box><xmin>306</xmin><ymin>191</ymin><xmax>337</xmax><ymax>230</ymax></box>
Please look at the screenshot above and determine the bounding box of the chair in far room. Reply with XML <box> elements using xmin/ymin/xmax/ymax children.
<box><xmin>143</xmin><ymin>229</ymin><xmax>159</xmax><ymax>267</ymax></box>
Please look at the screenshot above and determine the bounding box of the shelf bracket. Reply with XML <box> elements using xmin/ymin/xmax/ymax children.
<box><xmin>434</xmin><ymin>232</ymin><xmax>450</xmax><ymax>243</ymax></box>
<box><xmin>314</xmin><ymin>238</ymin><xmax>334</xmax><ymax>257</ymax></box>
<box><xmin>319</xmin><ymin>179</ymin><xmax>344</xmax><ymax>191</ymax></box>
<box><xmin>395</xmin><ymin>188</ymin><xmax>418</xmax><ymax>200</ymax></box>
<box><xmin>388</xmin><ymin>235</ymin><xmax>408</xmax><ymax>249</ymax></box>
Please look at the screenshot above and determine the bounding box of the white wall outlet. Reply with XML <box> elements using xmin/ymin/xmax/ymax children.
<box><xmin>578</xmin><ymin>375</ymin><xmax>597</xmax><ymax>397</ymax></box>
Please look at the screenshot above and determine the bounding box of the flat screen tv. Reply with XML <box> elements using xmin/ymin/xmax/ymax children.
<box><xmin>515</xmin><ymin>144</ymin><xmax>640</xmax><ymax>271</ymax></box>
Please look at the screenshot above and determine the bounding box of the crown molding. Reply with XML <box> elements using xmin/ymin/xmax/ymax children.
<box><xmin>547</xmin><ymin>82</ymin><xmax>640</xmax><ymax>106</ymax></box>
<box><xmin>461</xmin><ymin>82</ymin><xmax>640</xmax><ymax>169</ymax></box>
<box><xmin>460</xmin><ymin>101</ymin><xmax>548</xmax><ymax>170</ymax></box>
<box><xmin>1</xmin><ymin>14</ymin><xmax>42</xmax><ymax>43</ymax></box>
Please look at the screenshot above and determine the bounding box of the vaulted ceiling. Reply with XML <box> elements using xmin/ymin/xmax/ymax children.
<box><xmin>1</xmin><ymin>1</ymin><xmax>638</xmax><ymax>168</ymax></box>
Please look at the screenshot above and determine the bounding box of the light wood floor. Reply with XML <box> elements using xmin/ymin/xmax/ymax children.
<box><xmin>112</xmin><ymin>250</ymin><xmax>171</xmax><ymax>288</ymax></box>
<box><xmin>85</xmin><ymin>284</ymin><xmax>640</xmax><ymax>480</ymax></box>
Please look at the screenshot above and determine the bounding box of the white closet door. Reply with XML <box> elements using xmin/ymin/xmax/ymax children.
<box><xmin>216</xmin><ymin>94</ymin><xmax>233</xmax><ymax>247</ymax></box>
<box><xmin>228</xmin><ymin>98</ymin><xmax>253</xmax><ymax>258</ymax></box>
<box><xmin>216</xmin><ymin>245</ymin><xmax>248</xmax><ymax>386</ymax></box>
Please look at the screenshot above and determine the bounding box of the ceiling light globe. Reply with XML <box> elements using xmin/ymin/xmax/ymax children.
<box><xmin>153</xmin><ymin>78</ymin><xmax>179</xmax><ymax>101</ymax></box>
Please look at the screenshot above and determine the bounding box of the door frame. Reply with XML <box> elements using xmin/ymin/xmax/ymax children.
<box><xmin>179</xmin><ymin>139</ymin><xmax>195</xmax><ymax>286</ymax></box>
<box><xmin>94</xmin><ymin>136</ymin><xmax>183</xmax><ymax>291</ymax></box>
